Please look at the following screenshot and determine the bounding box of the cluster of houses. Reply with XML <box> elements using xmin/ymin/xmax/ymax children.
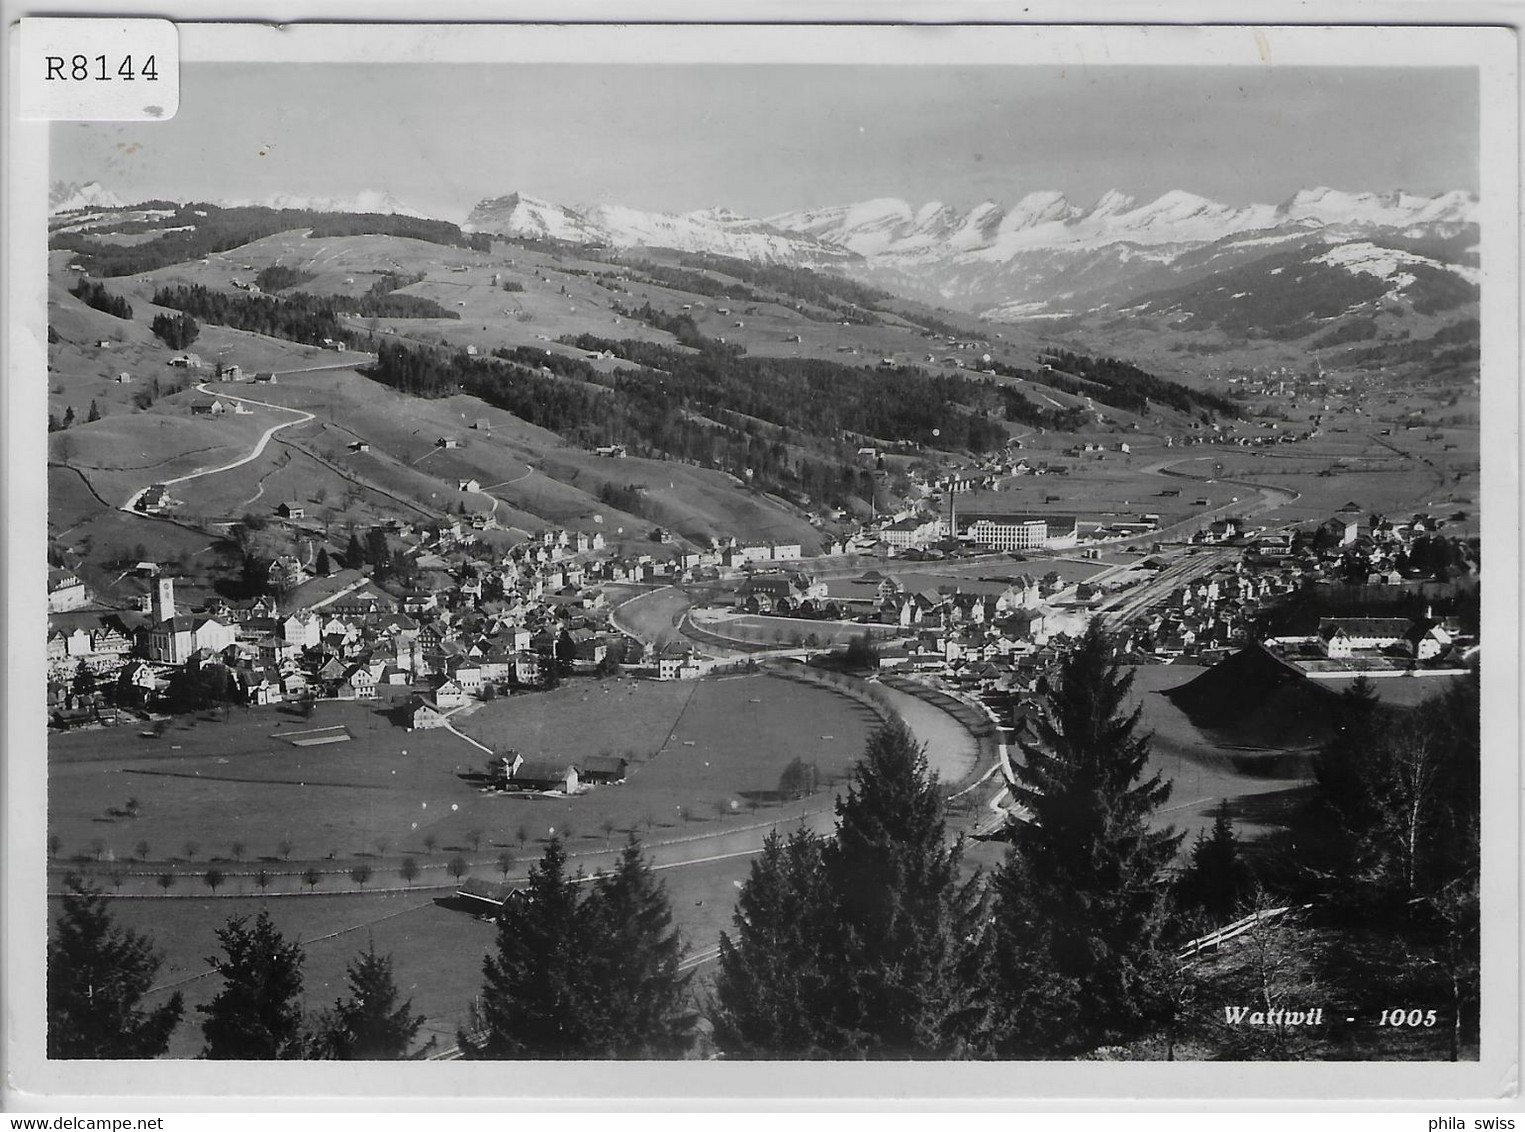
<box><xmin>824</xmin><ymin>504</ymin><xmax>1474</xmax><ymax>727</ymax></box>
<box><xmin>1145</xmin><ymin>504</ymin><xmax>1473</xmax><ymax>665</ymax></box>
<box><xmin>45</xmin><ymin>512</ymin><xmax>827</xmax><ymax>730</ymax></box>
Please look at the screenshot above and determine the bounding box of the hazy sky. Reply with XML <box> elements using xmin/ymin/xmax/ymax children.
<box><xmin>53</xmin><ymin>63</ymin><xmax>1479</xmax><ymax>221</ymax></box>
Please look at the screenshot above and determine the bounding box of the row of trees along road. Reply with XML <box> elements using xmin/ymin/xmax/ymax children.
<box><xmin>47</xmin><ymin>622</ymin><xmax>1479</xmax><ymax>1059</ymax></box>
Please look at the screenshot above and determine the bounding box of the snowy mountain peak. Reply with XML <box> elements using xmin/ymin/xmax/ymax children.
<box><xmin>1090</xmin><ymin>189</ymin><xmax>1137</xmax><ymax>217</ymax></box>
<box><xmin>1278</xmin><ymin>186</ymin><xmax>1477</xmax><ymax>228</ymax></box>
<box><xmin>49</xmin><ymin>180</ymin><xmax>124</xmax><ymax>214</ymax></box>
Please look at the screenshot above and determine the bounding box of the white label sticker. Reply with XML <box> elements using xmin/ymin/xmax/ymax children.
<box><xmin>18</xmin><ymin>18</ymin><xmax>178</xmax><ymax>121</ymax></box>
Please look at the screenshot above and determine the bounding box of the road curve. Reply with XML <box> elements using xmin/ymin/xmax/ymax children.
<box><xmin>120</xmin><ymin>384</ymin><xmax>316</xmax><ymax>512</ymax></box>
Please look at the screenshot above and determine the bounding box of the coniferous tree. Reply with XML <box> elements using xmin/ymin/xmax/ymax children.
<box><xmin>819</xmin><ymin>717</ymin><xmax>991</xmax><ymax>1057</ymax></box>
<box><xmin>344</xmin><ymin>532</ymin><xmax>366</xmax><ymax>570</ymax></box>
<box><xmin>713</xmin><ymin>719</ymin><xmax>990</xmax><ymax>1059</ymax></box>
<box><xmin>461</xmin><ymin>837</ymin><xmax>589</xmax><ymax>1058</ymax></box>
<box><xmin>364</xmin><ymin>528</ymin><xmax>390</xmax><ymax>567</ymax></box>
<box><xmin>314</xmin><ymin>546</ymin><xmax>331</xmax><ymax>576</ymax></box>
<box><xmin>199</xmin><ymin>910</ymin><xmax>307</xmax><ymax>1059</ymax></box>
<box><xmin>312</xmin><ymin>941</ymin><xmax>430</xmax><ymax>1059</ymax></box>
<box><xmin>989</xmin><ymin>619</ymin><xmax>1184</xmax><ymax>1057</ymax></box>
<box><xmin>712</xmin><ymin>827</ymin><xmax>836</xmax><ymax>1057</ymax></box>
<box><xmin>1303</xmin><ymin>676</ymin><xmax>1391</xmax><ymax>898</ymax></box>
<box><xmin>47</xmin><ymin>876</ymin><xmax>184</xmax><ymax>1058</ymax></box>
<box><xmin>1177</xmin><ymin>802</ymin><xmax>1254</xmax><ymax>921</ymax></box>
<box><xmin>582</xmin><ymin>840</ymin><xmax>697</xmax><ymax>1056</ymax></box>
<box><xmin>463</xmin><ymin>836</ymin><xmax>696</xmax><ymax>1058</ymax></box>
<box><xmin>87</xmin><ymin>400</ymin><xmax>101</xmax><ymax>423</ymax></box>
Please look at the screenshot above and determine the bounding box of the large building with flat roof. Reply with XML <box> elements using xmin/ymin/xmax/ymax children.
<box><xmin>959</xmin><ymin>513</ymin><xmax>1079</xmax><ymax>551</ymax></box>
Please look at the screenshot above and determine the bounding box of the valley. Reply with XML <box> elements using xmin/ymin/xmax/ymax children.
<box><xmin>41</xmin><ymin>185</ymin><xmax>1483</xmax><ymax>1065</ymax></box>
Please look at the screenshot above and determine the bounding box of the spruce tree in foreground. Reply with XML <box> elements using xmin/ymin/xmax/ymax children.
<box><xmin>462</xmin><ymin>837</ymin><xmax>585</xmax><ymax>1058</ymax></box>
<box><xmin>582</xmin><ymin>840</ymin><xmax>697</xmax><ymax>1057</ymax></box>
<box><xmin>990</xmin><ymin>620</ymin><xmax>1183</xmax><ymax>1057</ymax></box>
<box><xmin>713</xmin><ymin>718</ymin><xmax>989</xmax><ymax>1058</ymax></box>
<box><xmin>821</xmin><ymin>716</ymin><xmax>991</xmax><ymax>1057</ymax></box>
<box><xmin>47</xmin><ymin>875</ymin><xmax>184</xmax><ymax>1058</ymax></box>
<box><xmin>462</xmin><ymin>836</ymin><xmax>694</xmax><ymax>1058</ymax></box>
<box><xmin>312</xmin><ymin>940</ymin><xmax>430</xmax><ymax>1059</ymax></box>
<box><xmin>1303</xmin><ymin>676</ymin><xmax>1391</xmax><ymax>900</ymax></box>
<box><xmin>199</xmin><ymin>910</ymin><xmax>307</xmax><ymax>1059</ymax></box>
<box><xmin>712</xmin><ymin>827</ymin><xmax>836</xmax><ymax>1057</ymax></box>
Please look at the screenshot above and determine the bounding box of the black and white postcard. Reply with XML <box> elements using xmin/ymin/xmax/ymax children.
<box><xmin>3</xmin><ymin>12</ymin><xmax>1519</xmax><ymax>1110</ymax></box>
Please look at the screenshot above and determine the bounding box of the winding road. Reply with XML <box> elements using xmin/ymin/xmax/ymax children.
<box><xmin>119</xmin><ymin>384</ymin><xmax>316</xmax><ymax>512</ymax></box>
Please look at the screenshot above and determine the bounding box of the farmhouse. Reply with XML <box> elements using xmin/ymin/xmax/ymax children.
<box><xmin>192</xmin><ymin>399</ymin><xmax>228</xmax><ymax>416</ymax></box>
<box><xmin>579</xmin><ymin>755</ymin><xmax>629</xmax><ymax>785</ymax></box>
<box><xmin>406</xmin><ymin>695</ymin><xmax>450</xmax><ymax>730</ymax></box>
<box><xmin>134</xmin><ymin>484</ymin><xmax>171</xmax><ymax>514</ymax></box>
<box><xmin>509</xmin><ymin>760</ymin><xmax>580</xmax><ymax>794</ymax></box>
<box><xmin>276</xmin><ymin>502</ymin><xmax>305</xmax><ymax>520</ymax></box>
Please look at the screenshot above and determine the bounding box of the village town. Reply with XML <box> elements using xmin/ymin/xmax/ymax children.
<box><xmin>46</xmin><ymin>443</ymin><xmax>1478</xmax><ymax>789</ymax></box>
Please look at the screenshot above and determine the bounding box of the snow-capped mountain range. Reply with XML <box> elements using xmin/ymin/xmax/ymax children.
<box><xmin>50</xmin><ymin>180</ymin><xmax>1479</xmax><ymax>325</ymax></box>
<box><xmin>49</xmin><ymin>180</ymin><xmax>125</xmax><ymax>214</ymax></box>
<box><xmin>464</xmin><ymin>186</ymin><xmax>1478</xmax><ymax>318</ymax></box>
<box><xmin>213</xmin><ymin>189</ymin><xmax>432</xmax><ymax>218</ymax></box>
<box><xmin>465</xmin><ymin>193</ymin><xmax>855</xmax><ymax>268</ymax></box>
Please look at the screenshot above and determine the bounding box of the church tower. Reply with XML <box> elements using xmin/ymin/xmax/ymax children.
<box><xmin>153</xmin><ymin>576</ymin><xmax>176</xmax><ymax>624</ymax></box>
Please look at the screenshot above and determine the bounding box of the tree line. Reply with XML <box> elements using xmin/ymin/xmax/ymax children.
<box><xmin>51</xmin><ymin>202</ymin><xmax>488</xmax><ymax>277</ymax></box>
<box><xmin>1036</xmin><ymin>349</ymin><xmax>1240</xmax><ymax>417</ymax></box>
<box><xmin>151</xmin><ymin>283</ymin><xmax>458</xmax><ymax>348</ymax></box>
<box><xmin>368</xmin><ymin>341</ymin><xmax>912</xmax><ymax>512</ymax></box>
<box><xmin>667</xmin><ymin>251</ymin><xmax>893</xmax><ymax>321</ymax></box>
<box><xmin>70</xmin><ymin>279</ymin><xmax>133</xmax><ymax>320</ymax></box>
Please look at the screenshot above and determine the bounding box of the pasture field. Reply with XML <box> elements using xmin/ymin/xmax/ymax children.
<box><xmin>240</xmin><ymin>369</ymin><xmax>821</xmax><ymax>550</ymax></box>
<box><xmin>48</xmin><ymin>673</ymin><xmax>876</xmax><ymax>870</ymax></box>
<box><xmin>1128</xmin><ymin>663</ymin><xmax>1314</xmax><ymax>844</ymax></box>
<box><xmin>959</xmin><ymin>462</ymin><xmax>1244</xmax><ymax>529</ymax></box>
<box><xmin>49</xmin><ymin>399</ymin><xmax>281</xmax><ymax>507</ymax></box>
<box><xmin>610</xmin><ymin>584</ymin><xmax>696</xmax><ymax>650</ymax></box>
